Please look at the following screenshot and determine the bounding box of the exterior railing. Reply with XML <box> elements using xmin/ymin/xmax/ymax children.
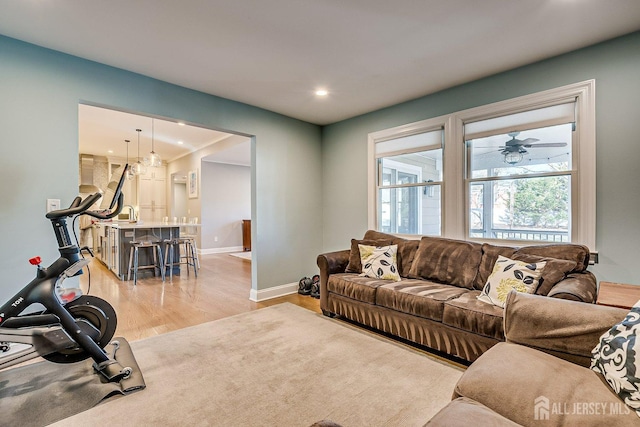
<box><xmin>470</xmin><ymin>228</ymin><xmax>569</xmax><ymax>243</ymax></box>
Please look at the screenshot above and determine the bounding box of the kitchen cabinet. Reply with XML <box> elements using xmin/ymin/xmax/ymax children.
<box><xmin>93</xmin><ymin>223</ymin><xmax>104</xmax><ymax>262</ymax></box>
<box><xmin>93</xmin><ymin>223</ymin><xmax>120</xmax><ymax>275</ymax></box>
<box><xmin>138</xmin><ymin>166</ymin><xmax>166</xmax><ymax>222</ymax></box>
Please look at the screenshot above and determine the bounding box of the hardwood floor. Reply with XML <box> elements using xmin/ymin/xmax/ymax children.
<box><xmin>80</xmin><ymin>253</ymin><xmax>320</xmax><ymax>341</ymax></box>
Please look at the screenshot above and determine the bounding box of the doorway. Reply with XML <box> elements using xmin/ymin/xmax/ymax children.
<box><xmin>171</xmin><ymin>171</ymin><xmax>188</xmax><ymax>220</ymax></box>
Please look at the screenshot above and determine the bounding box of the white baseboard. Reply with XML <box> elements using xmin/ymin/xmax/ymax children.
<box><xmin>249</xmin><ymin>282</ymin><xmax>298</xmax><ymax>302</ymax></box>
<box><xmin>200</xmin><ymin>246</ymin><xmax>244</xmax><ymax>255</ymax></box>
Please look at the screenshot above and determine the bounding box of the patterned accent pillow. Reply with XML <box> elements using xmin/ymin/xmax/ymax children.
<box><xmin>358</xmin><ymin>244</ymin><xmax>401</xmax><ymax>282</ymax></box>
<box><xmin>345</xmin><ymin>238</ymin><xmax>392</xmax><ymax>273</ymax></box>
<box><xmin>591</xmin><ymin>301</ymin><xmax>640</xmax><ymax>417</ymax></box>
<box><xmin>477</xmin><ymin>255</ymin><xmax>546</xmax><ymax>308</ymax></box>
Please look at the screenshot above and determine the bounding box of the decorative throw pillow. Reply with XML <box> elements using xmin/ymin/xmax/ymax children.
<box><xmin>477</xmin><ymin>255</ymin><xmax>546</xmax><ymax>308</ymax></box>
<box><xmin>511</xmin><ymin>253</ymin><xmax>577</xmax><ymax>296</ymax></box>
<box><xmin>591</xmin><ymin>301</ymin><xmax>640</xmax><ymax>417</ymax></box>
<box><xmin>358</xmin><ymin>244</ymin><xmax>401</xmax><ymax>281</ymax></box>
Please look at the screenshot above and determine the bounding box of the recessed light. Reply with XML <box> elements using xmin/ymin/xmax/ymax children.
<box><xmin>315</xmin><ymin>89</ymin><xmax>328</xmax><ymax>97</ymax></box>
<box><xmin>107</xmin><ymin>150</ymin><xmax>113</xmax><ymax>154</ymax></box>
<box><xmin>177</xmin><ymin>141</ymin><xmax>184</xmax><ymax>145</ymax></box>
<box><xmin>177</xmin><ymin>122</ymin><xmax>185</xmax><ymax>126</ymax></box>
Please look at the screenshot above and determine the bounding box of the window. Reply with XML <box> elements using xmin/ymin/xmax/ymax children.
<box><xmin>368</xmin><ymin>80</ymin><xmax>596</xmax><ymax>250</ymax></box>
<box><xmin>465</xmin><ymin>103</ymin><xmax>576</xmax><ymax>243</ymax></box>
<box><xmin>370</xmin><ymin>125</ymin><xmax>444</xmax><ymax>236</ymax></box>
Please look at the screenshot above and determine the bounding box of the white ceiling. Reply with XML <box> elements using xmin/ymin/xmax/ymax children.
<box><xmin>1</xmin><ymin>1</ymin><xmax>640</xmax><ymax>125</ymax></box>
<box><xmin>79</xmin><ymin>104</ymin><xmax>250</xmax><ymax>164</ymax></box>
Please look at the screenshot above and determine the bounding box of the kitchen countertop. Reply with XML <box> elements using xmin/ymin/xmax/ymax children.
<box><xmin>98</xmin><ymin>221</ymin><xmax>182</xmax><ymax>229</ymax></box>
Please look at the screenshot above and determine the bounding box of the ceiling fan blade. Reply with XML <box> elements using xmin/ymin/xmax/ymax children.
<box><xmin>526</xmin><ymin>142</ymin><xmax>567</xmax><ymax>148</ymax></box>
<box><xmin>518</xmin><ymin>138</ymin><xmax>539</xmax><ymax>145</ymax></box>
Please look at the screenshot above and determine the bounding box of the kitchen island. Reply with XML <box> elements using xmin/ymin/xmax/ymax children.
<box><xmin>93</xmin><ymin>221</ymin><xmax>181</xmax><ymax>280</ymax></box>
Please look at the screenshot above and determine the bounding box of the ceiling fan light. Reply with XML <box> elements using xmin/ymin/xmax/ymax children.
<box><xmin>504</xmin><ymin>151</ymin><xmax>524</xmax><ymax>165</ymax></box>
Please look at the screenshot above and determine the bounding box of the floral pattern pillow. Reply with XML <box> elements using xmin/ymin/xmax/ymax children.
<box><xmin>358</xmin><ymin>244</ymin><xmax>401</xmax><ymax>281</ymax></box>
<box><xmin>591</xmin><ymin>300</ymin><xmax>640</xmax><ymax>417</ymax></box>
<box><xmin>477</xmin><ymin>255</ymin><xmax>546</xmax><ymax>308</ymax></box>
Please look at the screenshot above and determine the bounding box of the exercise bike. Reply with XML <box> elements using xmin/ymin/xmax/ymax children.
<box><xmin>0</xmin><ymin>166</ymin><xmax>132</xmax><ymax>382</ymax></box>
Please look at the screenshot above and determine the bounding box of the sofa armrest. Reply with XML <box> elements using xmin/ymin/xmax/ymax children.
<box><xmin>317</xmin><ymin>250</ymin><xmax>350</xmax><ymax>313</ymax></box>
<box><xmin>547</xmin><ymin>271</ymin><xmax>597</xmax><ymax>303</ymax></box>
<box><xmin>503</xmin><ymin>292</ymin><xmax>627</xmax><ymax>367</ymax></box>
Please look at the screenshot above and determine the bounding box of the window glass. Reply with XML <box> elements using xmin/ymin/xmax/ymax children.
<box><xmin>378</xmin><ymin>185</ymin><xmax>441</xmax><ymax>235</ymax></box>
<box><xmin>376</xmin><ymin>147</ymin><xmax>442</xmax><ymax>236</ymax></box>
<box><xmin>468</xmin><ymin>124</ymin><xmax>572</xmax><ymax>179</ymax></box>
<box><xmin>467</xmin><ymin>122</ymin><xmax>573</xmax><ymax>243</ymax></box>
<box><xmin>468</xmin><ymin>176</ymin><xmax>570</xmax><ymax>242</ymax></box>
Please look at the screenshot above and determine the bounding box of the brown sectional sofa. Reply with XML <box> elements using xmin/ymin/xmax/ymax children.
<box><xmin>427</xmin><ymin>292</ymin><xmax>639</xmax><ymax>426</ymax></box>
<box><xmin>317</xmin><ymin>230</ymin><xmax>597</xmax><ymax>363</ymax></box>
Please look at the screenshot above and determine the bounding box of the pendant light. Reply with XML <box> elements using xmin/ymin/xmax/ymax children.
<box><xmin>124</xmin><ymin>139</ymin><xmax>135</xmax><ymax>180</ymax></box>
<box><xmin>144</xmin><ymin>118</ymin><xmax>162</xmax><ymax>167</ymax></box>
<box><xmin>131</xmin><ymin>129</ymin><xmax>147</xmax><ymax>175</ymax></box>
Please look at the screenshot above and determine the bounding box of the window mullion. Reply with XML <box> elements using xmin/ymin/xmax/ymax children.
<box><xmin>379</xmin><ymin>181</ymin><xmax>443</xmax><ymax>190</ymax></box>
<box><xmin>467</xmin><ymin>170</ymin><xmax>573</xmax><ymax>184</ymax></box>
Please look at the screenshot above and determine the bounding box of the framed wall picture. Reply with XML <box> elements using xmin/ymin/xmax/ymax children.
<box><xmin>188</xmin><ymin>169</ymin><xmax>198</xmax><ymax>198</ymax></box>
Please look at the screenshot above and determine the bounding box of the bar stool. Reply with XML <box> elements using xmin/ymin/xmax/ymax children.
<box><xmin>127</xmin><ymin>230</ymin><xmax>165</xmax><ymax>285</ymax></box>
<box><xmin>183</xmin><ymin>217</ymin><xmax>200</xmax><ymax>270</ymax></box>
<box><xmin>162</xmin><ymin>227</ymin><xmax>179</xmax><ymax>281</ymax></box>
<box><xmin>163</xmin><ymin>236</ymin><xmax>198</xmax><ymax>278</ymax></box>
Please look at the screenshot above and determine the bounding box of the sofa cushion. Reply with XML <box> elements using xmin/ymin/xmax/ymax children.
<box><xmin>455</xmin><ymin>342</ymin><xmax>640</xmax><ymax>426</ymax></box>
<box><xmin>408</xmin><ymin>237</ymin><xmax>483</xmax><ymax>290</ymax></box>
<box><xmin>443</xmin><ymin>290</ymin><xmax>505</xmax><ymax>340</ymax></box>
<box><xmin>358</xmin><ymin>244</ymin><xmax>401</xmax><ymax>281</ymax></box>
<box><xmin>345</xmin><ymin>238</ymin><xmax>392</xmax><ymax>273</ymax></box>
<box><xmin>426</xmin><ymin>397</ymin><xmax>521</xmax><ymax>427</ymax></box>
<box><xmin>473</xmin><ymin>243</ymin><xmax>516</xmax><ymax>290</ymax></box>
<box><xmin>376</xmin><ymin>279</ymin><xmax>469</xmax><ymax>322</ymax></box>
<box><xmin>515</xmin><ymin>243</ymin><xmax>590</xmax><ymax>272</ymax></box>
<box><xmin>511</xmin><ymin>253</ymin><xmax>577</xmax><ymax>296</ymax></box>
<box><xmin>397</xmin><ymin>238</ymin><xmax>420</xmax><ymax>278</ymax></box>
<box><xmin>326</xmin><ymin>273</ymin><xmax>389</xmax><ymax>304</ymax></box>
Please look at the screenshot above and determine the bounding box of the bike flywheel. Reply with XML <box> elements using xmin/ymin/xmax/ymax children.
<box><xmin>42</xmin><ymin>295</ymin><xmax>117</xmax><ymax>364</ymax></box>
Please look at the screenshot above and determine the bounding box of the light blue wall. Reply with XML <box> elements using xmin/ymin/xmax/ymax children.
<box><xmin>0</xmin><ymin>35</ymin><xmax>322</xmax><ymax>302</ymax></box>
<box><xmin>322</xmin><ymin>31</ymin><xmax>640</xmax><ymax>284</ymax></box>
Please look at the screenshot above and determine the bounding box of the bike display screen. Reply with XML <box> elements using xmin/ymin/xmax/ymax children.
<box><xmin>100</xmin><ymin>164</ymin><xmax>128</xmax><ymax>210</ymax></box>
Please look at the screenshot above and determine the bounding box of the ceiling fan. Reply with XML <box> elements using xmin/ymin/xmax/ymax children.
<box><xmin>498</xmin><ymin>132</ymin><xmax>567</xmax><ymax>165</ymax></box>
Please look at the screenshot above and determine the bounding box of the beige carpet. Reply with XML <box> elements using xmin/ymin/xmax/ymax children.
<box><xmin>53</xmin><ymin>303</ymin><xmax>463</xmax><ymax>426</ymax></box>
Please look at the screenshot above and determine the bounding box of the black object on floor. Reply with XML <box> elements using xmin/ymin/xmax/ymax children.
<box><xmin>310</xmin><ymin>274</ymin><xmax>320</xmax><ymax>299</ymax></box>
<box><xmin>0</xmin><ymin>337</ymin><xmax>145</xmax><ymax>427</ymax></box>
<box><xmin>298</xmin><ymin>277</ymin><xmax>313</xmax><ymax>295</ymax></box>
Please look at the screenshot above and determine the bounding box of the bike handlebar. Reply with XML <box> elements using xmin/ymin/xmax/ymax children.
<box><xmin>45</xmin><ymin>164</ymin><xmax>128</xmax><ymax>221</ymax></box>
<box><xmin>45</xmin><ymin>191</ymin><xmax>124</xmax><ymax>220</ymax></box>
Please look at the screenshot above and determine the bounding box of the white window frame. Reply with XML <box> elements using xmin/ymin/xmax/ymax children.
<box><xmin>368</xmin><ymin>117</ymin><xmax>447</xmax><ymax>237</ymax></box>
<box><xmin>368</xmin><ymin>80</ymin><xmax>596</xmax><ymax>250</ymax></box>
